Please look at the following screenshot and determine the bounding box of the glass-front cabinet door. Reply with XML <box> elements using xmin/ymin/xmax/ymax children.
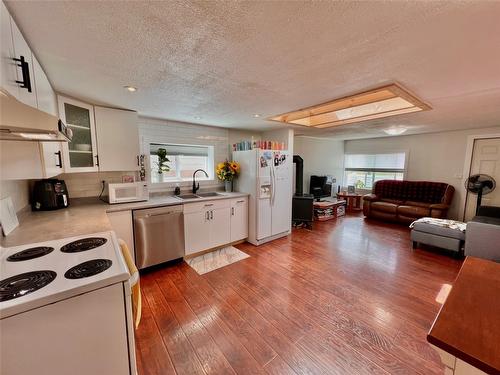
<box><xmin>58</xmin><ymin>96</ymin><xmax>98</xmax><ymax>172</ymax></box>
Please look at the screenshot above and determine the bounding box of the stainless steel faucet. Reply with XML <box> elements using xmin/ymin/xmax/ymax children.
<box><xmin>192</xmin><ymin>169</ymin><xmax>208</xmax><ymax>194</ymax></box>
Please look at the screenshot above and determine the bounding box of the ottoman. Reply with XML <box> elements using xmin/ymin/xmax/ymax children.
<box><xmin>410</xmin><ymin>218</ymin><xmax>466</xmax><ymax>254</ymax></box>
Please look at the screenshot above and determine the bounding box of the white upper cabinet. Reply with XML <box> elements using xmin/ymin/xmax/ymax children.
<box><xmin>0</xmin><ymin>2</ymin><xmax>18</xmax><ymax>98</ymax></box>
<box><xmin>10</xmin><ymin>18</ymin><xmax>37</xmax><ymax>108</ymax></box>
<box><xmin>94</xmin><ymin>106</ymin><xmax>140</xmax><ymax>171</ymax></box>
<box><xmin>40</xmin><ymin>142</ymin><xmax>64</xmax><ymax>178</ymax></box>
<box><xmin>32</xmin><ymin>55</ymin><xmax>57</xmax><ymax>116</ymax></box>
<box><xmin>58</xmin><ymin>96</ymin><xmax>99</xmax><ymax>173</ymax></box>
<box><xmin>1</xmin><ymin>3</ymin><xmax>57</xmax><ymax>116</ymax></box>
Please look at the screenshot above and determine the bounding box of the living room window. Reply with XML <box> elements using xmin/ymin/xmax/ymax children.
<box><xmin>344</xmin><ymin>152</ymin><xmax>406</xmax><ymax>189</ymax></box>
<box><xmin>149</xmin><ymin>143</ymin><xmax>214</xmax><ymax>184</ymax></box>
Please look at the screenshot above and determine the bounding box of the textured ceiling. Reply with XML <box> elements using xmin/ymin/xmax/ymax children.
<box><xmin>6</xmin><ymin>1</ymin><xmax>500</xmax><ymax>139</ymax></box>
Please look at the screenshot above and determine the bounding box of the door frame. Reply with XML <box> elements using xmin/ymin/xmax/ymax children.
<box><xmin>461</xmin><ymin>133</ymin><xmax>500</xmax><ymax>221</ymax></box>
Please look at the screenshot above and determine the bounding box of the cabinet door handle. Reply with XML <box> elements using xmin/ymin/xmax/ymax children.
<box><xmin>55</xmin><ymin>151</ymin><xmax>63</xmax><ymax>168</ymax></box>
<box><xmin>210</xmin><ymin>210</ymin><xmax>213</xmax><ymax>220</ymax></box>
<box><xmin>94</xmin><ymin>154</ymin><xmax>99</xmax><ymax>166</ymax></box>
<box><xmin>231</xmin><ymin>207</ymin><xmax>234</xmax><ymax>216</ymax></box>
<box><xmin>204</xmin><ymin>203</ymin><xmax>214</xmax><ymax>207</ymax></box>
<box><xmin>13</xmin><ymin>56</ymin><xmax>32</xmax><ymax>93</ymax></box>
<box><xmin>205</xmin><ymin>211</ymin><xmax>209</xmax><ymax>221</ymax></box>
<box><xmin>237</xmin><ymin>200</ymin><xmax>245</xmax><ymax>203</ymax></box>
<box><xmin>137</xmin><ymin>155</ymin><xmax>139</xmax><ymax>166</ymax></box>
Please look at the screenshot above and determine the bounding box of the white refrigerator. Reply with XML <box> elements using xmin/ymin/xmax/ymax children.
<box><xmin>233</xmin><ymin>149</ymin><xmax>292</xmax><ymax>245</ymax></box>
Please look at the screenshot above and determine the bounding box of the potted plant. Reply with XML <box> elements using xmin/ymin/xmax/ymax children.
<box><xmin>155</xmin><ymin>148</ymin><xmax>170</xmax><ymax>174</ymax></box>
<box><xmin>216</xmin><ymin>160</ymin><xmax>240</xmax><ymax>192</ymax></box>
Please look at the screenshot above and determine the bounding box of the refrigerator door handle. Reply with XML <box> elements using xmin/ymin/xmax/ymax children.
<box><xmin>271</xmin><ymin>165</ymin><xmax>276</xmax><ymax>206</ymax></box>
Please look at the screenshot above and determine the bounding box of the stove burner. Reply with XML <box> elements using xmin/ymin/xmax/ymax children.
<box><xmin>0</xmin><ymin>271</ymin><xmax>57</xmax><ymax>302</ymax></box>
<box><xmin>6</xmin><ymin>247</ymin><xmax>54</xmax><ymax>262</ymax></box>
<box><xmin>60</xmin><ymin>237</ymin><xmax>107</xmax><ymax>253</ymax></box>
<box><xmin>64</xmin><ymin>259</ymin><xmax>112</xmax><ymax>279</ymax></box>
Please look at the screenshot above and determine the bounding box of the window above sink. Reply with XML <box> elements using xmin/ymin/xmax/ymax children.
<box><xmin>148</xmin><ymin>142</ymin><xmax>215</xmax><ymax>186</ymax></box>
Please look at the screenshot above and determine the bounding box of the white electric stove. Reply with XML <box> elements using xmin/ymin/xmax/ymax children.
<box><xmin>0</xmin><ymin>231</ymin><xmax>137</xmax><ymax>375</ymax></box>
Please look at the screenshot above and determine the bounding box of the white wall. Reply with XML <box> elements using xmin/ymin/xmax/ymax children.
<box><xmin>294</xmin><ymin>136</ymin><xmax>344</xmax><ymax>194</ymax></box>
<box><xmin>139</xmin><ymin>117</ymin><xmax>229</xmax><ymax>192</ymax></box>
<box><xmin>228</xmin><ymin>129</ymin><xmax>262</xmax><ymax>151</ymax></box>
<box><xmin>0</xmin><ymin>180</ymin><xmax>30</xmax><ymax>212</ymax></box>
<box><xmin>263</xmin><ymin>128</ymin><xmax>294</xmax><ymax>154</ymax></box>
<box><xmin>345</xmin><ymin>126</ymin><xmax>500</xmax><ymax>220</ymax></box>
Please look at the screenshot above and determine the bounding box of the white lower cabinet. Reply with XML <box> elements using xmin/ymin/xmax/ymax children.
<box><xmin>184</xmin><ymin>197</ymin><xmax>248</xmax><ymax>255</ymax></box>
<box><xmin>230</xmin><ymin>197</ymin><xmax>248</xmax><ymax>242</ymax></box>
<box><xmin>184</xmin><ymin>206</ymin><xmax>212</xmax><ymax>255</ymax></box>
<box><xmin>107</xmin><ymin>210</ymin><xmax>135</xmax><ymax>261</ymax></box>
<box><xmin>184</xmin><ymin>199</ymin><xmax>231</xmax><ymax>255</ymax></box>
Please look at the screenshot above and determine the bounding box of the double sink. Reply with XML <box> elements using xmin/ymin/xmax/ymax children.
<box><xmin>175</xmin><ymin>191</ymin><xmax>222</xmax><ymax>200</ymax></box>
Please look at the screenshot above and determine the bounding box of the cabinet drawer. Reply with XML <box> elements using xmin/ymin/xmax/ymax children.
<box><xmin>184</xmin><ymin>199</ymin><xmax>230</xmax><ymax>214</ymax></box>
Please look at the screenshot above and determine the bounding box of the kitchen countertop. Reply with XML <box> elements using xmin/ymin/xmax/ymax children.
<box><xmin>0</xmin><ymin>191</ymin><xmax>248</xmax><ymax>248</ymax></box>
<box><xmin>427</xmin><ymin>256</ymin><xmax>500</xmax><ymax>375</ymax></box>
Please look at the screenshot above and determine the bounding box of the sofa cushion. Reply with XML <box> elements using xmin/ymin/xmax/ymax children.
<box><xmin>406</xmin><ymin>181</ymin><xmax>448</xmax><ymax>203</ymax></box>
<box><xmin>404</xmin><ymin>201</ymin><xmax>432</xmax><ymax>208</ymax></box>
<box><xmin>373</xmin><ymin>180</ymin><xmax>449</xmax><ymax>204</ymax></box>
<box><xmin>412</xmin><ymin>222</ymin><xmax>465</xmax><ymax>240</ymax></box>
<box><xmin>371</xmin><ymin>201</ymin><xmax>398</xmax><ymax>214</ymax></box>
<box><xmin>397</xmin><ymin>205</ymin><xmax>430</xmax><ymax>217</ymax></box>
<box><xmin>380</xmin><ymin>198</ymin><xmax>405</xmax><ymax>205</ymax></box>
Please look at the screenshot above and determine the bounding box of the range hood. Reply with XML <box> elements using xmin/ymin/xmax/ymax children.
<box><xmin>0</xmin><ymin>90</ymin><xmax>72</xmax><ymax>142</ymax></box>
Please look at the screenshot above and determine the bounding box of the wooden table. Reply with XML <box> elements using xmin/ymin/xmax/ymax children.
<box><xmin>336</xmin><ymin>193</ymin><xmax>362</xmax><ymax>212</ymax></box>
<box><xmin>427</xmin><ymin>257</ymin><xmax>500</xmax><ymax>374</ymax></box>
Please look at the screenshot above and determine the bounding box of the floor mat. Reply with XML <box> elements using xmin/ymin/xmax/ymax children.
<box><xmin>185</xmin><ymin>246</ymin><xmax>249</xmax><ymax>275</ymax></box>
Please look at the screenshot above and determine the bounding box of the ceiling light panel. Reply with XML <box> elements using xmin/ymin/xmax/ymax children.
<box><xmin>269</xmin><ymin>84</ymin><xmax>430</xmax><ymax>129</ymax></box>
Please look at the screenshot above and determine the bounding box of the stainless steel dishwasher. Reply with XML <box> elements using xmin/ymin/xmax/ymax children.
<box><xmin>133</xmin><ymin>205</ymin><xmax>185</xmax><ymax>269</ymax></box>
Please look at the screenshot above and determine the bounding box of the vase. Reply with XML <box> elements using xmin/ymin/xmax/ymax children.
<box><xmin>224</xmin><ymin>180</ymin><xmax>233</xmax><ymax>192</ymax></box>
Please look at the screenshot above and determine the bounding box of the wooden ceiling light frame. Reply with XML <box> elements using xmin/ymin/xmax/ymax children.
<box><xmin>268</xmin><ymin>83</ymin><xmax>431</xmax><ymax>129</ymax></box>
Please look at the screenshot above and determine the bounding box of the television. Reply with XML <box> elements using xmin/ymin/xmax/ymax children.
<box><xmin>309</xmin><ymin>175</ymin><xmax>332</xmax><ymax>200</ymax></box>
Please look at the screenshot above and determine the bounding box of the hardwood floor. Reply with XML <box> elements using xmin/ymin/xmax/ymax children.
<box><xmin>135</xmin><ymin>213</ymin><xmax>463</xmax><ymax>375</ymax></box>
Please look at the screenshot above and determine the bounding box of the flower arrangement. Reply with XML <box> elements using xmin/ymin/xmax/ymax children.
<box><xmin>216</xmin><ymin>160</ymin><xmax>240</xmax><ymax>181</ymax></box>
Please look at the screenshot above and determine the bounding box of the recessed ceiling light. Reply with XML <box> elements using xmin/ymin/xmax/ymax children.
<box><xmin>253</xmin><ymin>114</ymin><xmax>261</xmax><ymax>118</ymax></box>
<box><xmin>269</xmin><ymin>83</ymin><xmax>430</xmax><ymax>128</ymax></box>
<box><xmin>383</xmin><ymin>127</ymin><xmax>408</xmax><ymax>136</ymax></box>
<box><xmin>124</xmin><ymin>86</ymin><xmax>137</xmax><ymax>92</ymax></box>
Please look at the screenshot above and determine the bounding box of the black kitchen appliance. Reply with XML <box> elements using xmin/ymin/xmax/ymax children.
<box><xmin>309</xmin><ymin>175</ymin><xmax>332</xmax><ymax>201</ymax></box>
<box><xmin>32</xmin><ymin>179</ymin><xmax>69</xmax><ymax>211</ymax></box>
<box><xmin>292</xmin><ymin>155</ymin><xmax>314</xmax><ymax>228</ymax></box>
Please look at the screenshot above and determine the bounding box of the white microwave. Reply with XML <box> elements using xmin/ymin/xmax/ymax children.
<box><xmin>108</xmin><ymin>182</ymin><xmax>149</xmax><ymax>204</ymax></box>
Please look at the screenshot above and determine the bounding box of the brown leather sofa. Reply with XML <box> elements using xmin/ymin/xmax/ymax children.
<box><xmin>363</xmin><ymin>180</ymin><xmax>455</xmax><ymax>224</ymax></box>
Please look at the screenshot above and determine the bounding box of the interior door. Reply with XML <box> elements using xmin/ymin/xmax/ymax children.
<box><xmin>464</xmin><ymin>137</ymin><xmax>500</xmax><ymax>221</ymax></box>
<box><xmin>271</xmin><ymin>151</ymin><xmax>292</xmax><ymax>236</ymax></box>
